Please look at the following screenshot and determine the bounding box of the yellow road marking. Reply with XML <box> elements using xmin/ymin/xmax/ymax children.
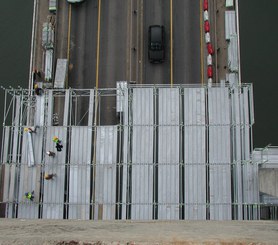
<box><xmin>96</xmin><ymin>0</ymin><xmax>102</xmax><ymax>89</ymax></box>
<box><xmin>170</xmin><ymin>0</ymin><xmax>173</xmax><ymax>86</ymax></box>
<box><xmin>67</xmin><ymin>4</ymin><xmax>72</xmax><ymax>88</ymax></box>
<box><xmin>139</xmin><ymin>0</ymin><xmax>144</xmax><ymax>84</ymax></box>
<box><xmin>200</xmin><ymin>0</ymin><xmax>204</xmax><ymax>85</ymax></box>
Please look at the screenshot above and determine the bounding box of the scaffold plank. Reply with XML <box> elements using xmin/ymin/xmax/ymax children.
<box><xmin>184</xmin><ymin>88</ymin><xmax>206</xmax><ymax>220</ymax></box>
<box><xmin>158</xmin><ymin>88</ymin><xmax>180</xmax><ymax>220</ymax></box>
<box><xmin>94</xmin><ymin>126</ymin><xmax>117</xmax><ymax>220</ymax></box>
<box><xmin>131</xmin><ymin>88</ymin><xmax>154</xmax><ymax>220</ymax></box>
<box><xmin>42</xmin><ymin>127</ymin><xmax>67</xmax><ymax>219</ymax></box>
<box><xmin>68</xmin><ymin>127</ymin><xmax>92</xmax><ymax>220</ymax></box>
<box><xmin>208</xmin><ymin>87</ymin><xmax>232</xmax><ymax>220</ymax></box>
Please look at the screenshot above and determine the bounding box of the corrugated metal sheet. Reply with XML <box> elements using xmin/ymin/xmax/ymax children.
<box><xmin>225</xmin><ymin>11</ymin><xmax>236</xmax><ymax>40</ymax></box>
<box><xmin>241</xmin><ymin>87</ymin><xmax>259</xmax><ymax>219</ymax></box>
<box><xmin>2</xmin><ymin>127</ymin><xmax>10</xmax><ymax>163</ymax></box>
<box><xmin>0</xmin><ymin>85</ymin><xmax>258</xmax><ymax>221</ymax></box>
<box><xmin>47</xmin><ymin>90</ymin><xmax>53</xmax><ymax>126</ymax></box>
<box><xmin>131</xmin><ymin>88</ymin><xmax>154</xmax><ymax>220</ymax></box>
<box><xmin>42</xmin><ymin>127</ymin><xmax>67</xmax><ymax>219</ymax></box>
<box><xmin>88</xmin><ymin>89</ymin><xmax>95</xmax><ymax>126</ymax></box>
<box><xmin>35</xmin><ymin>95</ymin><xmax>45</xmax><ymax>126</ymax></box>
<box><xmin>17</xmin><ymin>164</ymin><xmax>41</xmax><ymax>219</ymax></box>
<box><xmin>184</xmin><ymin>88</ymin><xmax>206</xmax><ymax>220</ymax></box>
<box><xmin>230</xmin><ymin>87</ymin><xmax>243</xmax><ymax>220</ymax></box>
<box><xmin>121</xmin><ymin>86</ymin><xmax>129</xmax><ymax>219</ymax></box>
<box><xmin>68</xmin><ymin>127</ymin><xmax>92</xmax><ymax>220</ymax></box>
<box><xmin>3</xmin><ymin>163</ymin><xmax>17</xmax><ymax>218</ymax></box>
<box><xmin>208</xmin><ymin>87</ymin><xmax>232</xmax><ymax>220</ymax></box>
<box><xmin>158</xmin><ymin>88</ymin><xmax>180</xmax><ymax>220</ymax></box>
<box><xmin>94</xmin><ymin>126</ymin><xmax>118</xmax><ymax>220</ymax></box>
<box><xmin>12</xmin><ymin>96</ymin><xmax>20</xmax><ymax>164</ymax></box>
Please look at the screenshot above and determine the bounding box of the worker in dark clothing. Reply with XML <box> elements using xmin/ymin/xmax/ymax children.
<box><xmin>46</xmin><ymin>151</ymin><xmax>55</xmax><ymax>157</ymax></box>
<box><xmin>56</xmin><ymin>142</ymin><xmax>63</xmax><ymax>152</ymax></box>
<box><xmin>34</xmin><ymin>84</ymin><xmax>43</xmax><ymax>95</ymax></box>
<box><xmin>44</xmin><ymin>173</ymin><xmax>56</xmax><ymax>180</ymax></box>
<box><xmin>25</xmin><ymin>191</ymin><xmax>34</xmax><ymax>201</ymax></box>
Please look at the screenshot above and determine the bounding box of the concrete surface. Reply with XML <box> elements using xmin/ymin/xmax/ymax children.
<box><xmin>0</xmin><ymin>219</ymin><xmax>277</xmax><ymax>244</ymax></box>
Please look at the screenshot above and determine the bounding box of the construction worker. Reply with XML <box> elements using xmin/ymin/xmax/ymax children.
<box><xmin>44</xmin><ymin>173</ymin><xmax>56</xmax><ymax>180</ymax></box>
<box><xmin>52</xmin><ymin>136</ymin><xmax>61</xmax><ymax>144</ymax></box>
<box><xmin>34</xmin><ymin>83</ymin><xmax>43</xmax><ymax>95</ymax></box>
<box><xmin>25</xmin><ymin>191</ymin><xmax>34</xmax><ymax>201</ymax></box>
<box><xmin>24</xmin><ymin>127</ymin><xmax>36</xmax><ymax>133</ymax></box>
<box><xmin>46</xmin><ymin>151</ymin><xmax>55</xmax><ymax>157</ymax></box>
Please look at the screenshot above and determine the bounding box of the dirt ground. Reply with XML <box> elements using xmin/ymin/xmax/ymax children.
<box><xmin>0</xmin><ymin>219</ymin><xmax>277</xmax><ymax>245</ymax></box>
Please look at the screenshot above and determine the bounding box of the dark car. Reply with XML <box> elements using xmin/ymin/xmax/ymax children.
<box><xmin>148</xmin><ymin>25</ymin><xmax>165</xmax><ymax>63</ymax></box>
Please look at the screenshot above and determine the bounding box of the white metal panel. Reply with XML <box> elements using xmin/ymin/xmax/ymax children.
<box><xmin>131</xmin><ymin>88</ymin><xmax>154</xmax><ymax>220</ymax></box>
<box><xmin>45</xmin><ymin>49</ymin><xmax>53</xmax><ymax>82</ymax></box>
<box><xmin>226</xmin><ymin>0</ymin><xmax>234</xmax><ymax>7</ymax></box>
<box><xmin>68</xmin><ymin>127</ymin><xmax>92</xmax><ymax>220</ymax></box>
<box><xmin>47</xmin><ymin>90</ymin><xmax>53</xmax><ymax>126</ymax></box>
<box><xmin>158</xmin><ymin>88</ymin><xmax>180</xmax><ymax>220</ymax></box>
<box><xmin>121</xmin><ymin>86</ymin><xmax>129</xmax><ymax>219</ymax></box>
<box><xmin>12</xmin><ymin>96</ymin><xmax>21</xmax><ymax>163</ymax></box>
<box><xmin>208</xmin><ymin>87</ymin><xmax>232</xmax><ymax>220</ymax></box>
<box><xmin>241</xmin><ymin>87</ymin><xmax>258</xmax><ymax>219</ymax></box>
<box><xmin>17</xmin><ymin>164</ymin><xmax>41</xmax><ymax>219</ymax></box>
<box><xmin>27</xmin><ymin>133</ymin><xmax>35</xmax><ymax>167</ymax></box>
<box><xmin>88</xmin><ymin>89</ymin><xmax>94</xmax><ymax>126</ymax></box>
<box><xmin>225</xmin><ymin>11</ymin><xmax>236</xmax><ymax>40</ymax></box>
<box><xmin>94</xmin><ymin>126</ymin><xmax>117</xmax><ymax>220</ymax></box>
<box><xmin>35</xmin><ymin>95</ymin><xmax>45</xmax><ymax>126</ymax></box>
<box><xmin>116</xmin><ymin>81</ymin><xmax>127</xmax><ymax>113</ymax></box>
<box><xmin>42</xmin><ymin>127</ymin><xmax>67</xmax><ymax>219</ymax></box>
<box><xmin>184</xmin><ymin>88</ymin><xmax>206</xmax><ymax>220</ymax></box>
<box><xmin>2</xmin><ymin>127</ymin><xmax>10</xmax><ymax>163</ymax></box>
<box><xmin>3</xmin><ymin>164</ymin><xmax>17</xmax><ymax>218</ymax></box>
<box><xmin>231</xmin><ymin>87</ymin><xmax>243</xmax><ymax>220</ymax></box>
<box><xmin>63</xmin><ymin>90</ymin><xmax>70</xmax><ymax>126</ymax></box>
<box><xmin>54</xmin><ymin>59</ymin><xmax>68</xmax><ymax>89</ymax></box>
<box><xmin>228</xmin><ymin>36</ymin><xmax>238</xmax><ymax>72</ymax></box>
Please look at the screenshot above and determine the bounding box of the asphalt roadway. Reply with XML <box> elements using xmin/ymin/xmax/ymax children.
<box><xmin>0</xmin><ymin>219</ymin><xmax>277</xmax><ymax>244</ymax></box>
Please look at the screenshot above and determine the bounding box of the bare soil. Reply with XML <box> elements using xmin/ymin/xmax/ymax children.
<box><xmin>0</xmin><ymin>219</ymin><xmax>277</xmax><ymax>245</ymax></box>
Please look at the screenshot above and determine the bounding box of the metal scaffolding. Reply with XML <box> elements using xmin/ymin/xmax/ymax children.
<box><xmin>0</xmin><ymin>83</ymin><xmax>266</xmax><ymax>220</ymax></box>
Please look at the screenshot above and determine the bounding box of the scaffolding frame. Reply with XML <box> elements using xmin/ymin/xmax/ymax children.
<box><xmin>0</xmin><ymin>83</ymin><xmax>269</xmax><ymax>220</ymax></box>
